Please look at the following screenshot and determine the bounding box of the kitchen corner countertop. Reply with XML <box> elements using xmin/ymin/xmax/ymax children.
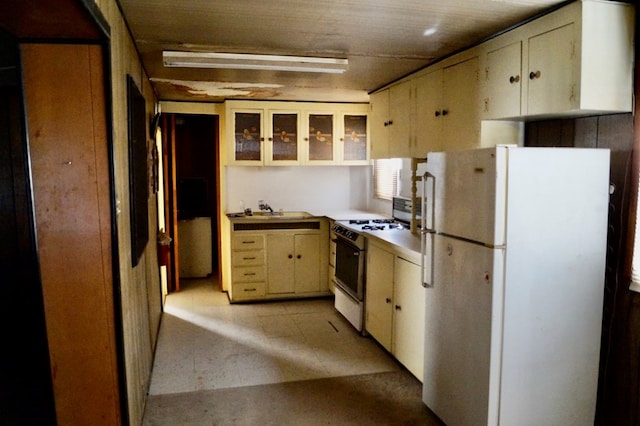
<box><xmin>363</xmin><ymin>229</ymin><xmax>422</xmax><ymax>261</ymax></box>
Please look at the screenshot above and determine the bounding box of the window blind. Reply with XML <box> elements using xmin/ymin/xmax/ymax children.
<box><xmin>373</xmin><ymin>158</ymin><xmax>401</xmax><ymax>200</ymax></box>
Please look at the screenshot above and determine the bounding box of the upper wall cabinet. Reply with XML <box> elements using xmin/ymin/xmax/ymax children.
<box><xmin>227</xmin><ymin>101</ymin><xmax>369</xmax><ymax>166</ymax></box>
<box><xmin>370</xmin><ymin>80</ymin><xmax>413</xmax><ymax>159</ymax></box>
<box><xmin>372</xmin><ymin>55</ymin><xmax>481</xmax><ymax>158</ymax></box>
<box><xmin>482</xmin><ymin>0</ymin><xmax>634</xmax><ymax>120</ymax></box>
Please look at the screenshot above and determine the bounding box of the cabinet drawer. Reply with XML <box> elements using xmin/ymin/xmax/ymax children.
<box><xmin>232</xmin><ymin>282</ymin><xmax>265</xmax><ymax>300</ymax></box>
<box><xmin>232</xmin><ymin>234</ymin><xmax>265</xmax><ymax>250</ymax></box>
<box><xmin>232</xmin><ymin>250</ymin><xmax>265</xmax><ymax>266</ymax></box>
<box><xmin>232</xmin><ymin>265</ymin><xmax>266</xmax><ymax>282</ymax></box>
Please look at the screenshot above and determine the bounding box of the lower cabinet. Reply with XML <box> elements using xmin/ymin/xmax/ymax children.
<box><xmin>229</xmin><ymin>219</ymin><xmax>329</xmax><ymax>302</ymax></box>
<box><xmin>365</xmin><ymin>240</ymin><xmax>425</xmax><ymax>381</ymax></box>
<box><xmin>267</xmin><ymin>233</ymin><xmax>321</xmax><ymax>294</ymax></box>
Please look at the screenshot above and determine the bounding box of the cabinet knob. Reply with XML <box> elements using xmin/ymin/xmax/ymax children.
<box><xmin>509</xmin><ymin>75</ymin><xmax>520</xmax><ymax>84</ymax></box>
<box><xmin>395</xmin><ymin>305</ymin><xmax>401</xmax><ymax>311</ymax></box>
<box><xmin>383</xmin><ymin>121</ymin><xmax>389</xmax><ymax>127</ymax></box>
<box><xmin>385</xmin><ymin>298</ymin><xmax>391</xmax><ymax>304</ymax></box>
<box><xmin>288</xmin><ymin>254</ymin><xmax>293</xmax><ymax>259</ymax></box>
<box><xmin>442</xmin><ymin>109</ymin><xmax>449</xmax><ymax>116</ymax></box>
<box><xmin>529</xmin><ymin>70</ymin><xmax>541</xmax><ymax>80</ymax></box>
<box><xmin>297</xmin><ymin>254</ymin><xmax>302</xmax><ymax>259</ymax></box>
<box><xmin>434</xmin><ymin>110</ymin><xmax>441</xmax><ymax>117</ymax></box>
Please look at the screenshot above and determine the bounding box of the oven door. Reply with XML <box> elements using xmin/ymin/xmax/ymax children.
<box><xmin>334</xmin><ymin>237</ymin><xmax>364</xmax><ymax>301</ymax></box>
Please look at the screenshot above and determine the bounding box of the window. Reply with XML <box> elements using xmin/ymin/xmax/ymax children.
<box><xmin>373</xmin><ymin>158</ymin><xmax>402</xmax><ymax>200</ymax></box>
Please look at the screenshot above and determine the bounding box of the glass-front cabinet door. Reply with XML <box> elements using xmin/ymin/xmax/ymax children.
<box><xmin>268</xmin><ymin>111</ymin><xmax>300</xmax><ymax>164</ymax></box>
<box><xmin>341</xmin><ymin>114</ymin><xmax>368</xmax><ymax>164</ymax></box>
<box><xmin>307</xmin><ymin>113</ymin><xmax>335</xmax><ymax>164</ymax></box>
<box><xmin>232</xmin><ymin>110</ymin><xmax>263</xmax><ymax>164</ymax></box>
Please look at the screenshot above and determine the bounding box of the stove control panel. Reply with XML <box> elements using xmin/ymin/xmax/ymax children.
<box><xmin>332</xmin><ymin>223</ymin><xmax>359</xmax><ymax>242</ymax></box>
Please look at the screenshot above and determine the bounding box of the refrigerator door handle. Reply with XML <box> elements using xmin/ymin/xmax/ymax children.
<box><xmin>423</xmin><ymin>172</ymin><xmax>436</xmax><ymax>233</ymax></box>
<box><xmin>421</xmin><ymin>171</ymin><xmax>436</xmax><ymax>288</ymax></box>
<box><xmin>421</xmin><ymin>230</ymin><xmax>435</xmax><ymax>288</ymax></box>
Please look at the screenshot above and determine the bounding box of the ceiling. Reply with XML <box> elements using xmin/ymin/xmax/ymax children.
<box><xmin>118</xmin><ymin>0</ymin><xmax>569</xmax><ymax>103</ymax></box>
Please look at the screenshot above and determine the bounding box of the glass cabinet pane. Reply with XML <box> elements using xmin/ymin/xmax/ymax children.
<box><xmin>234</xmin><ymin>112</ymin><xmax>261</xmax><ymax>161</ymax></box>
<box><xmin>272</xmin><ymin>113</ymin><xmax>298</xmax><ymax>161</ymax></box>
<box><xmin>343</xmin><ymin>114</ymin><xmax>367</xmax><ymax>161</ymax></box>
<box><xmin>308</xmin><ymin>114</ymin><xmax>333</xmax><ymax>161</ymax></box>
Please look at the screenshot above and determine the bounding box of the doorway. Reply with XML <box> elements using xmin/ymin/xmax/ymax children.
<box><xmin>163</xmin><ymin>113</ymin><xmax>220</xmax><ymax>292</ymax></box>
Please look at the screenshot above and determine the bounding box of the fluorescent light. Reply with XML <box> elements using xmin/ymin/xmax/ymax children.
<box><xmin>163</xmin><ymin>51</ymin><xmax>349</xmax><ymax>74</ymax></box>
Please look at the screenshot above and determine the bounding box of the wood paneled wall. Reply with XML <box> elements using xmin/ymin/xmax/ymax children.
<box><xmin>22</xmin><ymin>43</ymin><xmax>121</xmax><ymax>424</ymax></box>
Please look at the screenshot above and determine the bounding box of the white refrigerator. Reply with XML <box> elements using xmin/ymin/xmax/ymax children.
<box><xmin>420</xmin><ymin>146</ymin><xmax>610</xmax><ymax>425</ymax></box>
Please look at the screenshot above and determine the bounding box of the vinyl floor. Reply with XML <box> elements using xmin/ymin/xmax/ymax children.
<box><xmin>143</xmin><ymin>278</ymin><xmax>442</xmax><ymax>425</ymax></box>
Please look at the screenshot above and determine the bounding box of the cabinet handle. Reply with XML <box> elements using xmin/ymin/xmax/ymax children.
<box><xmin>383</xmin><ymin>121</ymin><xmax>389</xmax><ymax>127</ymax></box>
<box><xmin>244</xmin><ymin>288</ymin><xmax>257</xmax><ymax>292</ymax></box>
<box><xmin>260</xmin><ymin>137</ymin><xmax>264</xmax><ymax>141</ymax></box>
<box><xmin>434</xmin><ymin>110</ymin><xmax>441</xmax><ymax>117</ymax></box>
<box><xmin>243</xmin><ymin>272</ymin><xmax>256</xmax><ymax>276</ymax></box>
<box><xmin>395</xmin><ymin>305</ymin><xmax>401</xmax><ymax>311</ymax></box>
<box><xmin>529</xmin><ymin>70</ymin><xmax>541</xmax><ymax>80</ymax></box>
<box><xmin>242</xmin><ymin>241</ymin><xmax>256</xmax><ymax>244</ymax></box>
<box><xmin>509</xmin><ymin>75</ymin><xmax>520</xmax><ymax>84</ymax></box>
<box><xmin>442</xmin><ymin>109</ymin><xmax>449</xmax><ymax>116</ymax></box>
<box><xmin>268</xmin><ymin>137</ymin><xmax>273</xmax><ymax>141</ymax></box>
<box><xmin>385</xmin><ymin>298</ymin><xmax>391</xmax><ymax>304</ymax></box>
<box><xmin>388</xmin><ymin>120</ymin><xmax>393</xmax><ymax>126</ymax></box>
<box><xmin>243</xmin><ymin>256</ymin><xmax>256</xmax><ymax>260</ymax></box>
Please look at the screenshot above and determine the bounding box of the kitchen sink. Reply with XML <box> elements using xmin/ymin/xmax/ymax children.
<box><xmin>231</xmin><ymin>211</ymin><xmax>315</xmax><ymax>220</ymax></box>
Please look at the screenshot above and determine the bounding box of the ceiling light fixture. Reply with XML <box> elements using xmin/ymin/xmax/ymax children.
<box><xmin>163</xmin><ymin>51</ymin><xmax>349</xmax><ymax>74</ymax></box>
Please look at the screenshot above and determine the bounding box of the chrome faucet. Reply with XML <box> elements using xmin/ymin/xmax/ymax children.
<box><xmin>258</xmin><ymin>200</ymin><xmax>274</xmax><ymax>213</ymax></box>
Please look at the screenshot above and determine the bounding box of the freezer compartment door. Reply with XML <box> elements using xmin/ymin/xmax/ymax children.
<box><xmin>425</xmin><ymin>147</ymin><xmax>508</xmax><ymax>246</ymax></box>
<box><xmin>422</xmin><ymin>234</ymin><xmax>504</xmax><ymax>426</ymax></box>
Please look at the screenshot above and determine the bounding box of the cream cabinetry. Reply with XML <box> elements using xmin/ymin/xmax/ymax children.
<box><xmin>482</xmin><ymin>0</ymin><xmax>634</xmax><ymax>120</ymax></box>
<box><xmin>229</xmin><ymin>218</ymin><xmax>330</xmax><ymax>302</ymax></box>
<box><xmin>370</xmin><ymin>0</ymin><xmax>633</xmax><ymax>157</ymax></box>
<box><xmin>267</xmin><ymin>233</ymin><xmax>321</xmax><ymax>294</ymax></box>
<box><xmin>372</xmin><ymin>55</ymin><xmax>481</xmax><ymax>158</ymax></box>
<box><xmin>365</xmin><ymin>240</ymin><xmax>425</xmax><ymax>380</ymax></box>
<box><xmin>227</xmin><ymin>101</ymin><xmax>369</xmax><ymax>166</ymax></box>
<box><xmin>230</xmin><ymin>234</ymin><xmax>266</xmax><ymax>301</ymax></box>
<box><xmin>369</xmin><ymin>80</ymin><xmax>412</xmax><ymax>159</ymax></box>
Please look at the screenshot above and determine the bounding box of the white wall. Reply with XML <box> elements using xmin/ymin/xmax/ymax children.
<box><xmin>226</xmin><ymin>165</ymin><xmax>371</xmax><ymax>213</ymax></box>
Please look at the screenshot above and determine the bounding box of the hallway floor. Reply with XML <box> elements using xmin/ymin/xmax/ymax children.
<box><xmin>142</xmin><ymin>278</ymin><xmax>441</xmax><ymax>425</ymax></box>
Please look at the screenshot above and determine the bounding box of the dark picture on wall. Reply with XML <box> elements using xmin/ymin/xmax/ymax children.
<box><xmin>127</xmin><ymin>75</ymin><xmax>149</xmax><ymax>267</ymax></box>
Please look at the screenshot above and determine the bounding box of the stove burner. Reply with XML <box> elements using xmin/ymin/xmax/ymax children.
<box><xmin>372</xmin><ymin>219</ymin><xmax>394</xmax><ymax>224</ymax></box>
<box><xmin>349</xmin><ymin>219</ymin><xmax>370</xmax><ymax>225</ymax></box>
<box><xmin>388</xmin><ymin>223</ymin><xmax>405</xmax><ymax>230</ymax></box>
<box><xmin>362</xmin><ymin>225</ymin><xmax>385</xmax><ymax>231</ymax></box>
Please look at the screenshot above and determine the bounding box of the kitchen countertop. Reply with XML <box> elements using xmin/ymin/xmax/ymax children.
<box><xmin>226</xmin><ymin>208</ymin><xmax>421</xmax><ymax>259</ymax></box>
<box><xmin>362</xmin><ymin>229</ymin><xmax>422</xmax><ymax>262</ymax></box>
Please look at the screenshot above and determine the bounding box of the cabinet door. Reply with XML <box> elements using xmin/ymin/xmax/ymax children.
<box><xmin>232</xmin><ymin>110</ymin><xmax>263</xmax><ymax>164</ymax></box>
<box><xmin>294</xmin><ymin>234</ymin><xmax>321</xmax><ymax>293</ymax></box>
<box><xmin>307</xmin><ymin>113</ymin><xmax>335</xmax><ymax>163</ymax></box>
<box><xmin>268</xmin><ymin>111</ymin><xmax>300</xmax><ymax>165</ymax></box>
<box><xmin>266</xmin><ymin>234</ymin><xmax>295</xmax><ymax>294</ymax></box>
<box><xmin>369</xmin><ymin>90</ymin><xmax>390</xmax><ymax>159</ymax></box>
<box><xmin>442</xmin><ymin>56</ymin><xmax>481</xmax><ymax>150</ymax></box>
<box><xmin>526</xmin><ymin>23</ymin><xmax>575</xmax><ymax>116</ymax></box>
<box><xmin>341</xmin><ymin>114</ymin><xmax>368</xmax><ymax>163</ymax></box>
<box><xmin>413</xmin><ymin>70</ymin><xmax>443</xmax><ymax>157</ymax></box>
<box><xmin>485</xmin><ymin>41</ymin><xmax>522</xmax><ymax>119</ymax></box>
<box><xmin>388</xmin><ymin>80</ymin><xmax>413</xmax><ymax>158</ymax></box>
<box><xmin>365</xmin><ymin>244</ymin><xmax>394</xmax><ymax>351</ymax></box>
<box><xmin>393</xmin><ymin>257</ymin><xmax>425</xmax><ymax>381</ymax></box>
